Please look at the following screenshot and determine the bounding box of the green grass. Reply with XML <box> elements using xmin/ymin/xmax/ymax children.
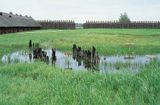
<box><xmin>0</xmin><ymin>29</ymin><xmax>160</xmax><ymax>55</ymax></box>
<box><xmin>0</xmin><ymin>63</ymin><xmax>160</xmax><ymax>105</ymax></box>
<box><xmin>0</xmin><ymin>29</ymin><xmax>160</xmax><ymax>105</ymax></box>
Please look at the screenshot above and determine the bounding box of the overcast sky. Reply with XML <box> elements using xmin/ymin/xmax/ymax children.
<box><xmin>0</xmin><ymin>0</ymin><xmax>160</xmax><ymax>23</ymax></box>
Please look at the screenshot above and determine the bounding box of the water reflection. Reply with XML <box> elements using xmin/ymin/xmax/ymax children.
<box><xmin>1</xmin><ymin>49</ymin><xmax>159</xmax><ymax>73</ymax></box>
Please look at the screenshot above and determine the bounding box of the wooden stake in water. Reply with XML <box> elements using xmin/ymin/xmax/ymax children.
<box><xmin>29</xmin><ymin>40</ymin><xmax>32</xmax><ymax>48</ymax></box>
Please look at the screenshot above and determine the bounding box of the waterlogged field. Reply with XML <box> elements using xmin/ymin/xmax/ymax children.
<box><xmin>0</xmin><ymin>29</ymin><xmax>160</xmax><ymax>105</ymax></box>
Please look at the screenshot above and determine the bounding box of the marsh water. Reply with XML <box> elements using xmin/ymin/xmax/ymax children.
<box><xmin>1</xmin><ymin>49</ymin><xmax>160</xmax><ymax>73</ymax></box>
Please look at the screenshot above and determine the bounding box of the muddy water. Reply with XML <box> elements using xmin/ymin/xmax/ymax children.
<box><xmin>1</xmin><ymin>49</ymin><xmax>160</xmax><ymax>73</ymax></box>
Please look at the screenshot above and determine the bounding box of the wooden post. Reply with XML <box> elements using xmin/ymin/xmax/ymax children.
<box><xmin>29</xmin><ymin>40</ymin><xmax>32</xmax><ymax>48</ymax></box>
<box><xmin>52</xmin><ymin>48</ymin><xmax>56</xmax><ymax>64</ymax></box>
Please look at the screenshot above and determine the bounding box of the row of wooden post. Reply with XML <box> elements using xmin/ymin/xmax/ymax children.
<box><xmin>72</xmin><ymin>44</ymin><xmax>99</xmax><ymax>70</ymax></box>
<box><xmin>83</xmin><ymin>21</ymin><xmax>160</xmax><ymax>29</ymax></box>
<box><xmin>29</xmin><ymin>40</ymin><xmax>100</xmax><ymax>70</ymax></box>
<box><xmin>29</xmin><ymin>40</ymin><xmax>56</xmax><ymax>64</ymax></box>
<box><xmin>38</xmin><ymin>21</ymin><xmax>75</xmax><ymax>29</ymax></box>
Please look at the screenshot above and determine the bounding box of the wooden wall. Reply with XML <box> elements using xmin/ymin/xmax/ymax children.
<box><xmin>83</xmin><ymin>21</ymin><xmax>160</xmax><ymax>29</ymax></box>
<box><xmin>38</xmin><ymin>20</ymin><xmax>75</xmax><ymax>29</ymax></box>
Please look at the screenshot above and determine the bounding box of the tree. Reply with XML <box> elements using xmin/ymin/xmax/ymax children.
<box><xmin>119</xmin><ymin>12</ymin><xmax>131</xmax><ymax>23</ymax></box>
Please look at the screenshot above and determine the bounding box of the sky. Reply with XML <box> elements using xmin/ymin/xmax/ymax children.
<box><xmin>0</xmin><ymin>0</ymin><xmax>160</xmax><ymax>23</ymax></box>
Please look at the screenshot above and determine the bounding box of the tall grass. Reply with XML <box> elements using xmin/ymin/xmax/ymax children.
<box><xmin>0</xmin><ymin>29</ymin><xmax>160</xmax><ymax>104</ymax></box>
<box><xmin>0</xmin><ymin>62</ymin><xmax>160</xmax><ymax>105</ymax></box>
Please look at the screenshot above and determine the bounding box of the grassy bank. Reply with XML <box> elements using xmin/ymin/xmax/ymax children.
<box><xmin>0</xmin><ymin>29</ymin><xmax>160</xmax><ymax>55</ymax></box>
<box><xmin>0</xmin><ymin>63</ymin><xmax>160</xmax><ymax>105</ymax></box>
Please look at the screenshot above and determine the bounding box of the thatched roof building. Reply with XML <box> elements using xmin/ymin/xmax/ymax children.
<box><xmin>0</xmin><ymin>12</ymin><xmax>41</xmax><ymax>34</ymax></box>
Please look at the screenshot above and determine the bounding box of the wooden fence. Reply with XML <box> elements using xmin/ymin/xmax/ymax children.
<box><xmin>83</xmin><ymin>21</ymin><xmax>160</xmax><ymax>29</ymax></box>
<box><xmin>38</xmin><ymin>20</ymin><xmax>75</xmax><ymax>29</ymax></box>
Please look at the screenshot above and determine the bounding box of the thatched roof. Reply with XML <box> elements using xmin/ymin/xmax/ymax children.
<box><xmin>0</xmin><ymin>12</ymin><xmax>41</xmax><ymax>27</ymax></box>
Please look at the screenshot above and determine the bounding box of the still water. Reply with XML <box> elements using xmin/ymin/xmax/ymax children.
<box><xmin>1</xmin><ymin>49</ymin><xmax>160</xmax><ymax>73</ymax></box>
